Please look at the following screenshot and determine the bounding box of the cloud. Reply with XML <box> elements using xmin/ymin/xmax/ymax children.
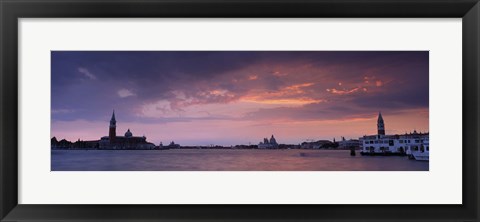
<box><xmin>52</xmin><ymin>109</ymin><xmax>75</xmax><ymax>114</ymax></box>
<box><xmin>241</xmin><ymin>97</ymin><xmax>323</xmax><ymax>105</ymax></box>
<box><xmin>117</xmin><ymin>89</ymin><xmax>135</xmax><ymax>98</ymax></box>
<box><xmin>326</xmin><ymin>87</ymin><xmax>361</xmax><ymax>95</ymax></box>
<box><xmin>77</xmin><ymin>67</ymin><xmax>97</xmax><ymax>80</ymax></box>
<box><xmin>52</xmin><ymin>51</ymin><xmax>429</xmax><ymax>130</ymax></box>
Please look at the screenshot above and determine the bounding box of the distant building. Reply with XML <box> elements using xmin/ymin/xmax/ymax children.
<box><xmin>164</xmin><ymin>141</ymin><xmax>180</xmax><ymax>149</ymax></box>
<box><xmin>301</xmin><ymin>140</ymin><xmax>332</xmax><ymax>149</ymax></box>
<box><xmin>359</xmin><ymin>112</ymin><xmax>429</xmax><ymax>155</ymax></box>
<box><xmin>97</xmin><ymin>111</ymin><xmax>156</xmax><ymax>149</ymax></box>
<box><xmin>338</xmin><ymin>137</ymin><xmax>360</xmax><ymax>149</ymax></box>
<box><xmin>258</xmin><ymin>135</ymin><xmax>279</xmax><ymax>149</ymax></box>
<box><xmin>51</xmin><ymin>137</ymin><xmax>73</xmax><ymax>149</ymax></box>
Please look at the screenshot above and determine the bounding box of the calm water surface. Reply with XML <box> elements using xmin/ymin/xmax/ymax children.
<box><xmin>51</xmin><ymin>149</ymin><xmax>428</xmax><ymax>171</ymax></box>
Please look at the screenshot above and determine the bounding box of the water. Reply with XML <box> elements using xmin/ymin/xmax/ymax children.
<box><xmin>51</xmin><ymin>149</ymin><xmax>428</xmax><ymax>171</ymax></box>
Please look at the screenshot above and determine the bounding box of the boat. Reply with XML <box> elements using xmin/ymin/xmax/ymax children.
<box><xmin>407</xmin><ymin>139</ymin><xmax>429</xmax><ymax>161</ymax></box>
<box><xmin>412</xmin><ymin>151</ymin><xmax>429</xmax><ymax>161</ymax></box>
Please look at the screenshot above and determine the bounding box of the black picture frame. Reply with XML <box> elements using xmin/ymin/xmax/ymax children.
<box><xmin>1</xmin><ymin>0</ymin><xmax>479</xmax><ymax>221</ymax></box>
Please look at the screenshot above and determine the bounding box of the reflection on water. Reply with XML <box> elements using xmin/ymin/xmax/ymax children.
<box><xmin>51</xmin><ymin>149</ymin><xmax>429</xmax><ymax>171</ymax></box>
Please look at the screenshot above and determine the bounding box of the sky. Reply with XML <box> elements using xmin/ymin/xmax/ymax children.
<box><xmin>51</xmin><ymin>51</ymin><xmax>429</xmax><ymax>146</ymax></box>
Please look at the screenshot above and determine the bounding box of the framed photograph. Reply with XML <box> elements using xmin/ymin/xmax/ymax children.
<box><xmin>1</xmin><ymin>0</ymin><xmax>479</xmax><ymax>221</ymax></box>
<box><xmin>49</xmin><ymin>50</ymin><xmax>430</xmax><ymax>172</ymax></box>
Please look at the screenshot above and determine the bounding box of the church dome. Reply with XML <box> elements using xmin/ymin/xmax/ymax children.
<box><xmin>270</xmin><ymin>135</ymin><xmax>277</xmax><ymax>144</ymax></box>
<box><xmin>125</xmin><ymin>129</ymin><xmax>133</xmax><ymax>137</ymax></box>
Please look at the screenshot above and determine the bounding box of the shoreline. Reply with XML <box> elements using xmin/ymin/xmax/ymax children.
<box><xmin>51</xmin><ymin>147</ymin><xmax>359</xmax><ymax>151</ymax></box>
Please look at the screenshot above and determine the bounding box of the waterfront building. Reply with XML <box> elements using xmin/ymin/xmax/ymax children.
<box><xmin>300</xmin><ymin>140</ymin><xmax>333</xmax><ymax>149</ymax></box>
<box><xmin>165</xmin><ymin>141</ymin><xmax>180</xmax><ymax>149</ymax></box>
<box><xmin>258</xmin><ymin>135</ymin><xmax>279</xmax><ymax>149</ymax></box>
<box><xmin>51</xmin><ymin>137</ymin><xmax>73</xmax><ymax>149</ymax></box>
<box><xmin>97</xmin><ymin>110</ymin><xmax>156</xmax><ymax>149</ymax></box>
<box><xmin>338</xmin><ymin>137</ymin><xmax>360</xmax><ymax>149</ymax></box>
<box><xmin>359</xmin><ymin>112</ymin><xmax>429</xmax><ymax>155</ymax></box>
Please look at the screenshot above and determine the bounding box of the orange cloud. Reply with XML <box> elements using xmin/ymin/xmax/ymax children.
<box><xmin>284</xmin><ymin>83</ymin><xmax>315</xmax><ymax>93</ymax></box>
<box><xmin>326</xmin><ymin>87</ymin><xmax>361</xmax><ymax>95</ymax></box>
<box><xmin>241</xmin><ymin>97</ymin><xmax>323</xmax><ymax>105</ymax></box>
<box><xmin>272</xmin><ymin>71</ymin><xmax>287</xmax><ymax>76</ymax></box>
<box><xmin>240</xmin><ymin>82</ymin><xmax>319</xmax><ymax>105</ymax></box>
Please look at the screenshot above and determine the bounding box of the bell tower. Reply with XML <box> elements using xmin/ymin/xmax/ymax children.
<box><xmin>377</xmin><ymin>112</ymin><xmax>385</xmax><ymax>135</ymax></box>
<box><xmin>109</xmin><ymin>110</ymin><xmax>116</xmax><ymax>143</ymax></box>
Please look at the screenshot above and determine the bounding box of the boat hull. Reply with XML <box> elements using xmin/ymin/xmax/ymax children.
<box><xmin>360</xmin><ymin>152</ymin><xmax>406</xmax><ymax>156</ymax></box>
<box><xmin>412</xmin><ymin>152</ymin><xmax>429</xmax><ymax>161</ymax></box>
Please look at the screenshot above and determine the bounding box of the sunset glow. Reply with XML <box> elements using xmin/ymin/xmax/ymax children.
<box><xmin>51</xmin><ymin>51</ymin><xmax>429</xmax><ymax>146</ymax></box>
